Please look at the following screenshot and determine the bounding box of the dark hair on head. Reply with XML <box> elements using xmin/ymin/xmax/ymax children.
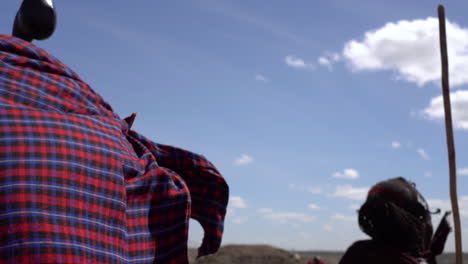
<box><xmin>358</xmin><ymin>177</ymin><xmax>433</xmax><ymax>256</ymax></box>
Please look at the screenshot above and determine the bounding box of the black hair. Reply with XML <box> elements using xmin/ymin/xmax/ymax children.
<box><xmin>358</xmin><ymin>177</ymin><xmax>433</xmax><ymax>256</ymax></box>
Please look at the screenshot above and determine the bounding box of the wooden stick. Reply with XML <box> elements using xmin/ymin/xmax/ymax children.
<box><xmin>437</xmin><ymin>5</ymin><xmax>463</xmax><ymax>264</ymax></box>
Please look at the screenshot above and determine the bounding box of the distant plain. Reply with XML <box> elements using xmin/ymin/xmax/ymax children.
<box><xmin>189</xmin><ymin>245</ymin><xmax>468</xmax><ymax>264</ymax></box>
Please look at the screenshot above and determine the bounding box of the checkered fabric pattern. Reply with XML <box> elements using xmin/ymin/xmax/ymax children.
<box><xmin>0</xmin><ymin>34</ymin><xmax>229</xmax><ymax>264</ymax></box>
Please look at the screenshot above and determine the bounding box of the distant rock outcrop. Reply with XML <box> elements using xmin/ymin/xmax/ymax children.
<box><xmin>194</xmin><ymin>245</ymin><xmax>301</xmax><ymax>264</ymax></box>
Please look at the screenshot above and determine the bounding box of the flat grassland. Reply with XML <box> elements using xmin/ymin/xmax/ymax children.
<box><xmin>189</xmin><ymin>245</ymin><xmax>468</xmax><ymax>264</ymax></box>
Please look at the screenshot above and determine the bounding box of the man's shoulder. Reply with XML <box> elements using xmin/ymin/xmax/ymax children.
<box><xmin>341</xmin><ymin>239</ymin><xmax>420</xmax><ymax>264</ymax></box>
<box><xmin>347</xmin><ymin>239</ymin><xmax>375</xmax><ymax>249</ymax></box>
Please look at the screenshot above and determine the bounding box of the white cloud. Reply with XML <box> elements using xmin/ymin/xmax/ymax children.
<box><xmin>458</xmin><ymin>196</ymin><xmax>468</xmax><ymax>218</ymax></box>
<box><xmin>255</xmin><ymin>74</ymin><xmax>268</xmax><ymax>82</ymax></box>
<box><xmin>428</xmin><ymin>196</ymin><xmax>468</xmax><ymax>218</ymax></box>
<box><xmin>458</xmin><ymin>168</ymin><xmax>468</xmax><ymax>176</ymax></box>
<box><xmin>428</xmin><ymin>199</ymin><xmax>452</xmax><ymax>212</ymax></box>
<box><xmin>318</xmin><ymin>57</ymin><xmax>330</xmax><ymax>65</ymax></box>
<box><xmin>423</xmin><ymin>90</ymin><xmax>468</xmax><ymax>130</ymax></box>
<box><xmin>332</xmin><ymin>168</ymin><xmax>360</xmax><ymax>180</ymax></box>
<box><xmin>259</xmin><ymin>208</ymin><xmax>316</xmax><ymax>224</ymax></box>
<box><xmin>226</xmin><ymin>207</ymin><xmax>236</xmax><ymax>217</ymax></box>
<box><xmin>318</xmin><ymin>52</ymin><xmax>340</xmax><ymax>71</ymax></box>
<box><xmin>234</xmin><ymin>154</ymin><xmax>254</xmax><ymax>166</ymax></box>
<box><xmin>323</xmin><ymin>224</ymin><xmax>334</xmax><ymax>232</ymax></box>
<box><xmin>231</xmin><ymin>216</ymin><xmax>248</xmax><ymax>224</ymax></box>
<box><xmin>332</xmin><ymin>53</ymin><xmax>340</xmax><ymax>61</ymax></box>
<box><xmin>285</xmin><ymin>56</ymin><xmax>308</xmax><ymax>69</ymax></box>
<box><xmin>306</xmin><ymin>187</ymin><xmax>323</xmax><ymax>194</ymax></box>
<box><xmin>424</xmin><ymin>171</ymin><xmax>432</xmax><ymax>177</ymax></box>
<box><xmin>349</xmin><ymin>203</ymin><xmax>360</xmax><ymax>210</ymax></box>
<box><xmin>333</xmin><ymin>185</ymin><xmax>369</xmax><ymax>201</ymax></box>
<box><xmin>343</xmin><ymin>17</ymin><xmax>468</xmax><ymax>87</ymax></box>
<box><xmin>227</xmin><ymin>197</ymin><xmax>248</xmax><ymax>224</ymax></box>
<box><xmin>229</xmin><ymin>196</ymin><xmax>248</xmax><ymax>209</ymax></box>
<box><xmin>332</xmin><ymin>213</ymin><xmax>356</xmax><ymax>222</ymax></box>
<box><xmin>227</xmin><ymin>208</ymin><xmax>248</xmax><ymax>224</ymax></box>
<box><xmin>391</xmin><ymin>141</ymin><xmax>401</xmax><ymax>149</ymax></box>
<box><xmin>308</xmin><ymin>203</ymin><xmax>320</xmax><ymax>210</ymax></box>
<box><xmin>417</xmin><ymin>148</ymin><xmax>430</xmax><ymax>160</ymax></box>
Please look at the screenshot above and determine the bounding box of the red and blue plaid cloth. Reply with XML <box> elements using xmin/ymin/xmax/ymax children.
<box><xmin>0</xmin><ymin>34</ymin><xmax>229</xmax><ymax>263</ymax></box>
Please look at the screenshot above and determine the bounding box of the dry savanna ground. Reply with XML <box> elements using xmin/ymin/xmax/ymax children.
<box><xmin>189</xmin><ymin>245</ymin><xmax>468</xmax><ymax>264</ymax></box>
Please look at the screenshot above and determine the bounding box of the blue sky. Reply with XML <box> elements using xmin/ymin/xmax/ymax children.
<box><xmin>1</xmin><ymin>0</ymin><xmax>468</xmax><ymax>252</ymax></box>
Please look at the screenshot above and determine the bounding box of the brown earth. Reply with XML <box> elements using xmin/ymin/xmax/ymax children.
<box><xmin>189</xmin><ymin>245</ymin><xmax>468</xmax><ymax>264</ymax></box>
<box><xmin>190</xmin><ymin>245</ymin><xmax>304</xmax><ymax>264</ymax></box>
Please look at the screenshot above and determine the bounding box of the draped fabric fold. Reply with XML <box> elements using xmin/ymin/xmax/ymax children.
<box><xmin>0</xmin><ymin>34</ymin><xmax>228</xmax><ymax>263</ymax></box>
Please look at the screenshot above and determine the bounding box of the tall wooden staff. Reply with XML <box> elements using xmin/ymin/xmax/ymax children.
<box><xmin>437</xmin><ymin>5</ymin><xmax>463</xmax><ymax>264</ymax></box>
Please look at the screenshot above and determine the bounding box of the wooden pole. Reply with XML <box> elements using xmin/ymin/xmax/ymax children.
<box><xmin>437</xmin><ymin>5</ymin><xmax>463</xmax><ymax>264</ymax></box>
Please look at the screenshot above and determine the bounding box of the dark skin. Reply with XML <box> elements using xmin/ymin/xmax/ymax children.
<box><xmin>341</xmin><ymin>177</ymin><xmax>451</xmax><ymax>264</ymax></box>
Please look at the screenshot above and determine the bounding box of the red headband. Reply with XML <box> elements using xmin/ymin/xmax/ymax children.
<box><xmin>368</xmin><ymin>186</ymin><xmax>405</xmax><ymax>209</ymax></box>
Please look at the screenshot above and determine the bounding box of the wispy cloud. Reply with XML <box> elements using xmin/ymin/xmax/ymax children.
<box><xmin>458</xmin><ymin>168</ymin><xmax>468</xmax><ymax>176</ymax></box>
<box><xmin>231</xmin><ymin>216</ymin><xmax>248</xmax><ymax>224</ymax></box>
<box><xmin>227</xmin><ymin>196</ymin><xmax>248</xmax><ymax>224</ymax></box>
<box><xmin>417</xmin><ymin>148</ymin><xmax>430</xmax><ymax>160</ymax></box>
<box><xmin>227</xmin><ymin>208</ymin><xmax>248</xmax><ymax>225</ymax></box>
<box><xmin>318</xmin><ymin>57</ymin><xmax>331</xmax><ymax>68</ymax></box>
<box><xmin>332</xmin><ymin>169</ymin><xmax>360</xmax><ymax>180</ymax></box>
<box><xmin>332</xmin><ymin>213</ymin><xmax>356</xmax><ymax>222</ymax></box>
<box><xmin>285</xmin><ymin>56</ymin><xmax>308</xmax><ymax>69</ymax></box>
<box><xmin>318</xmin><ymin>52</ymin><xmax>341</xmax><ymax>71</ymax></box>
<box><xmin>197</xmin><ymin>0</ymin><xmax>306</xmax><ymax>45</ymax></box>
<box><xmin>342</xmin><ymin>17</ymin><xmax>468</xmax><ymax>87</ymax></box>
<box><xmin>234</xmin><ymin>154</ymin><xmax>254</xmax><ymax>166</ymax></box>
<box><xmin>391</xmin><ymin>141</ymin><xmax>401</xmax><ymax>149</ymax></box>
<box><xmin>230</xmin><ymin>196</ymin><xmax>248</xmax><ymax>209</ymax></box>
<box><xmin>308</xmin><ymin>203</ymin><xmax>321</xmax><ymax>210</ymax></box>
<box><xmin>307</xmin><ymin>187</ymin><xmax>323</xmax><ymax>194</ymax></box>
<box><xmin>332</xmin><ymin>185</ymin><xmax>369</xmax><ymax>201</ymax></box>
<box><xmin>423</xmin><ymin>90</ymin><xmax>468</xmax><ymax>130</ymax></box>
<box><xmin>323</xmin><ymin>224</ymin><xmax>334</xmax><ymax>232</ymax></box>
<box><xmin>427</xmin><ymin>199</ymin><xmax>452</xmax><ymax>212</ymax></box>
<box><xmin>258</xmin><ymin>208</ymin><xmax>316</xmax><ymax>224</ymax></box>
<box><xmin>427</xmin><ymin>196</ymin><xmax>468</xmax><ymax>218</ymax></box>
<box><xmin>255</xmin><ymin>74</ymin><xmax>269</xmax><ymax>82</ymax></box>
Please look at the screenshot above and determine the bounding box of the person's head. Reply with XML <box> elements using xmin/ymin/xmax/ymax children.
<box><xmin>358</xmin><ymin>177</ymin><xmax>433</xmax><ymax>255</ymax></box>
<box><xmin>311</xmin><ymin>256</ymin><xmax>321</xmax><ymax>264</ymax></box>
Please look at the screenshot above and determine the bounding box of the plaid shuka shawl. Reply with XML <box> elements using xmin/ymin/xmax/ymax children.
<box><xmin>0</xmin><ymin>34</ymin><xmax>229</xmax><ymax>264</ymax></box>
